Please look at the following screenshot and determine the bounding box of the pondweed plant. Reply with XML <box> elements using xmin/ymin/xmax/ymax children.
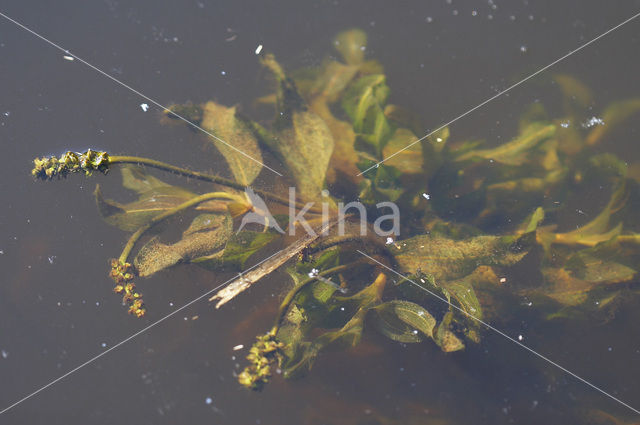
<box><xmin>32</xmin><ymin>29</ymin><xmax>640</xmax><ymax>393</ymax></box>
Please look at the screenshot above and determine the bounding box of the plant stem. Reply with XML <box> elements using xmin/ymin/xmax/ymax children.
<box><xmin>272</xmin><ymin>264</ymin><xmax>350</xmax><ymax>333</ymax></box>
<box><xmin>118</xmin><ymin>191</ymin><xmax>242</xmax><ymax>263</ymax></box>
<box><xmin>109</xmin><ymin>155</ymin><xmax>321</xmax><ymax>212</ymax></box>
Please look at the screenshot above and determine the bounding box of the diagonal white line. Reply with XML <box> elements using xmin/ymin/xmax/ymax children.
<box><xmin>358</xmin><ymin>10</ymin><xmax>640</xmax><ymax>176</ymax></box>
<box><xmin>357</xmin><ymin>250</ymin><xmax>640</xmax><ymax>415</ymax></box>
<box><xmin>0</xmin><ymin>11</ymin><xmax>283</xmax><ymax>177</ymax></box>
<box><xmin>0</xmin><ymin>249</ymin><xmax>283</xmax><ymax>416</ymax></box>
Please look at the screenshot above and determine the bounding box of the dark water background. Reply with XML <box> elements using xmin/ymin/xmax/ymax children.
<box><xmin>1</xmin><ymin>1</ymin><xmax>640</xmax><ymax>424</ymax></box>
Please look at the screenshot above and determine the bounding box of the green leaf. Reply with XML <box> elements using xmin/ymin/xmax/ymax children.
<box><xmin>193</xmin><ymin>230</ymin><xmax>279</xmax><ymax>270</ymax></box>
<box><xmin>282</xmin><ymin>307</ymin><xmax>367</xmax><ymax>379</ymax></box>
<box><xmin>333</xmin><ymin>28</ymin><xmax>367</xmax><ymax>65</ymax></box>
<box><xmin>586</xmin><ymin>99</ymin><xmax>640</xmax><ymax>146</ymax></box>
<box><xmin>392</xmin><ymin>233</ymin><xmax>532</xmax><ymax>282</ymax></box>
<box><xmin>199</xmin><ymin>101</ymin><xmax>263</xmax><ymax>185</ymax></box>
<box><xmin>434</xmin><ymin>311</ymin><xmax>465</xmax><ymax>352</ymax></box>
<box><xmin>260</xmin><ymin>54</ymin><xmax>335</xmax><ymax>202</ymax></box>
<box><xmin>553</xmin><ymin>74</ymin><xmax>594</xmax><ymax>116</ymax></box>
<box><xmin>342</xmin><ymin>74</ymin><xmax>394</xmax><ymax>153</ymax></box>
<box><xmin>381</xmin><ymin>128</ymin><xmax>423</xmax><ymax>174</ymax></box>
<box><xmin>134</xmin><ymin>213</ymin><xmax>232</xmax><ymax>277</ymax></box>
<box><xmin>455</xmin><ymin>123</ymin><xmax>556</xmax><ymax>165</ymax></box>
<box><xmin>94</xmin><ymin>166</ymin><xmax>206</xmax><ymax>232</ymax></box>
<box><xmin>539</xmin><ymin>181</ymin><xmax>626</xmax><ymax>249</ymax></box>
<box><xmin>371</xmin><ymin>300</ymin><xmax>436</xmax><ymax>343</ymax></box>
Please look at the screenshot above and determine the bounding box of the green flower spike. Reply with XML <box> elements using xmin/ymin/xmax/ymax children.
<box><xmin>110</xmin><ymin>259</ymin><xmax>146</xmax><ymax>318</ymax></box>
<box><xmin>32</xmin><ymin>149</ymin><xmax>110</xmax><ymax>180</ymax></box>
<box><xmin>237</xmin><ymin>331</ymin><xmax>284</xmax><ymax>391</ymax></box>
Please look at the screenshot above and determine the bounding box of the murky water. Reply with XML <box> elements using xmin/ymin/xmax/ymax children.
<box><xmin>2</xmin><ymin>1</ymin><xmax>640</xmax><ymax>424</ymax></box>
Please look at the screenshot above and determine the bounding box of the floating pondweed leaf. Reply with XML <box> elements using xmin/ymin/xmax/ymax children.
<box><xmin>280</xmin><ymin>273</ymin><xmax>387</xmax><ymax>378</ymax></box>
<box><xmin>392</xmin><ymin>233</ymin><xmax>533</xmax><ymax>282</ymax></box>
<box><xmin>94</xmin><ymin>166</ymin><xmax>209</xmax><ymax>232</ymax></box>
<box><xmin>370</xmin><ymin>300</ymin><xmax>436</xmax><ymax>343</ymax></box>
<box><xmin>134</xmin><ymin>213</ymin><xmax>232</xmax><ymax>277</ymax></box>
<box><xmin>434</xmin><ymin>311</ymin><xmax>465</xmax><ymax>352</ymax></box>
<box><xmin>538</xmin><ymin>181</ymin><xmax>626</xmax><ymax>249</ymax></box>
<box><xmin>381</xmin><ymin>128</ymin><xmax>423</xmax><ymax>174</ymax></box>
<box><xmin>518</xmin><ymin>102</ymin><xmax>549</xmax><ymax>133</ymax></box>
<box><xmin>342</xmin><ymin>74</ymin><xmax>394</xmax><ymax>154</ymax></box>
<box><xmin>455</xmin><ymin>123</ymin><xmax>556</xmax><ymax>166</ymax></box>
<box><xmin>260</xmin><ymin>53</ymin><xmax>335</xmax><ymax>202</ymax></box>
<box><xmin>586</xmin><ymin>99</ymin><xmax>640</xmax><ymax>146</ymax></box>
<box><xmin>553</xmin><ymin>74</ymin><xmax>594</xmax><ymax>116</ymax></box>
<box><xmin>165</xmin><ymin>101</ymin><xmax>263</xmax><ymax>185</ymax></box>
<box><xmin>333</xmin><ymin>28</ymin><xmax>367</xmax><ymax>65</ymax></box>
<box><xmin>565</xmin><ymin>240</ymin><xmax>636</xmax><ymax>285</ymax></box>
<box><xmin>519</xmin><ymin>206</ymin><xmax>545</xmax><ymax>234</ymax></box>
<box><xmin>193</xmin><ymin>230</ymin><xmax>279</xmax><ymax>271</ymax></box>
<box><xmin>200</xmin><ymin>102</ymin><xmax>263</xmax><ymax>185</ymax></box>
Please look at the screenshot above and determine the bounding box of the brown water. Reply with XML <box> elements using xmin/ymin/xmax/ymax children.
<box><xmin>1</xmin><ymin>1</ymin><xmax>640</xmax><ymax>424</ymax></box>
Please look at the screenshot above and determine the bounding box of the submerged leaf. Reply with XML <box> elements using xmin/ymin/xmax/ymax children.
<box><xmin>94</xmin><ymin>166</ymin><xmax>211</xmax><ymax>232</ymax></box>
<box><xmin>538</xmin><ymin>181</ymin><xmax>626</xmax><ymax>249</ymax></box>
<box><xmin>193</xmin><ymin>230</ymin><xmax>279</xmax><ymax>270</ymax></box>
<box><xmin>261</xmin><ymin>54</ymin><xmax>335</xmax><ymax>201</ymax></box>
<box><xmin>455</xmin><ymin>123</ymin><xmax>556</xmax><ymax>165</ymax></box>
<box><xmin>553</xmin><ymin>74</ymin><xmax>594</xmax><ymax>116</ymax></box>
<box><xmin>342</xmin><ymin>74</ymin><xmax>394</xmax><ymax>153</ymax></box>
<box><xmin>134</xmin><ymin>213</ymin><xmax>232</xmax><ymax>277</ymax></box>
<box><xmin>200</xmin><ymin>101</ymin><xmax>263</xmax><ymax>185</ymax></box>
<box><xmin>392</xmin><ymin>233</ymin><xmax>533</xmax><ymax>282</ymax></box>
<box><xmin>371</xmin><ymin>300</ymin><xmax>436</xmax><ymax>343</ymax></box>
<box><xmin>381</xmin><ymin>128</ymin><xmax>423</xmax><ymax>174</ymax></box>
<box><xmin>333</xmin><ymin>28</ymin><xmax>367</xmax><ymax>65</ymax></box>
<box><xmin>586</xmin><ymin>99</ymin><xmax>640</xmax><ymax>146</ymax></box>
<box><xmin>434</xmin><ymin>311</ymin><xmax>465</xmax><ymax>352</ymax></box>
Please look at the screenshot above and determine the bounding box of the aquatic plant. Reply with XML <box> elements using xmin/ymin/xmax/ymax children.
<box><xmin>31</xmin><ymin>29</ymin><xmax>640</xmax><ymax>392</ymax></box>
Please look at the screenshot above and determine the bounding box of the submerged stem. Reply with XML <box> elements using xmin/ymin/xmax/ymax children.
<box><xmin>272</xmin><ymin>263</ymin><xmax>350</xmax><ymax>333</ymax></box>
<box><xmin>108</xmin><ymin>155</ymin><xmax>318</xmax><ymax>211</ymax></box>
<box><xmin>118</xmin><ymin>191</ymin><xmax>242</xmax><ymax>263</ymax></box>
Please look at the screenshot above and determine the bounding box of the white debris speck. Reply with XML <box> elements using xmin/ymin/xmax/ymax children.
<box><xmin>499</xmin><ymin>277</ymin><xmax>507</xmax><ymax>284</ymax></box>
<box><xmin>385</xmin><ymin>237</ymin><xmax>394</xmax><ymax>245</ymax></box>
<box><xmin>140</xmin><ymin>103</ymin><xmax>149</xmax><ymax>112</ymax></box>
<box><xmin>205</xmin><ymin>397</ymin><xmax>213</xmax><ymax>405</ymax></box>
<box><xmin>48</xmin><ymin>256</ymin><xmax>56</xmax><ymax>264</ymax></box>
<box><xmin>560</xmin><ymin>121</ymin><xmax>570</xmax><ymax>128</ymax></box>
<box><xmin>422</xmin><ymin>193</ymin><xmax>430</xmax><ymax>200</ymax></box>
<box><xmin>101</xmin><ymin>342</ymin><xmax>107</xmax><ymax>348</ymax></box>
<box><xmin>308</xmin><ymin>268</ymin><xmax>319</xmax><ymax>278</ymax></box>
<box><xmin>95</xmin><ymin>301</ymin><xmax>100</xmax><ymax>306</ymax></box>
<box><xmin>518</xmin><ymin>334</ymin><xmax>524</xmax><ymax>341</ymax></box>
<box><xmin>582</xmin><ymin>116</ymin><xmax>605</xmax><ymax>128</ymax></box>
<box><xmin>63</xmin><ymin>55</ymin><xmax>74</xmax><ymax>61</ymax></box>
<box><xmin>471</xmin><ymin>10</ymin><xmax>478</xmax><ymax>16</ymax></box>
<box><xmin>436</xmin><ymin>137</ymin><xmax>443</xmax><ymax>142</ymax></box>
<box><xmin>340</xmin><ymin>307</ymin><xmax>345</xmax><ymax>311</ymax></box>
<box><xmin>3</xmin><ymin>111</ymin><xmax>9</xmax><ymax>117</ymax></box>
<box><xmin>412</xmin><ymin>330</ymin><xmax>419</xmax><ymax>335</ymax></box>
<box><xmin>232</xmin><ymin>344</ymin><xmax>244</xmax><ymax>351</ymax></box>
<box><xmin>1</xmin><ymin>350</ymin><xmax>8</xmax><ymax>359</ymax></box>
<box><xmin>169</xmin><ymin>302</ymin><xmax>174</xmax><ymax>307</ymax></box>
<box><xmin>255</xmin><ymin>44</ymin><xmax>263</xmax><ymax>55</ymax></box>
<box><xmin>220</xmin><ymin>70</ymin><xmax>226</xmax><ymax>76</ymax></box>
<box><xmin>426</xmin><ymin>16</ymin><xmax>433</xmax><ymax>23</ymax></box>
<box><xmin>0</xmin><ymin>249</ymin><xmax>4</xmax><ymax>254</ymax></box>
<box><xmin>520</xmin><ymin>45</ymin><xmax>528</xmax><ymax>53</ymax></box>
